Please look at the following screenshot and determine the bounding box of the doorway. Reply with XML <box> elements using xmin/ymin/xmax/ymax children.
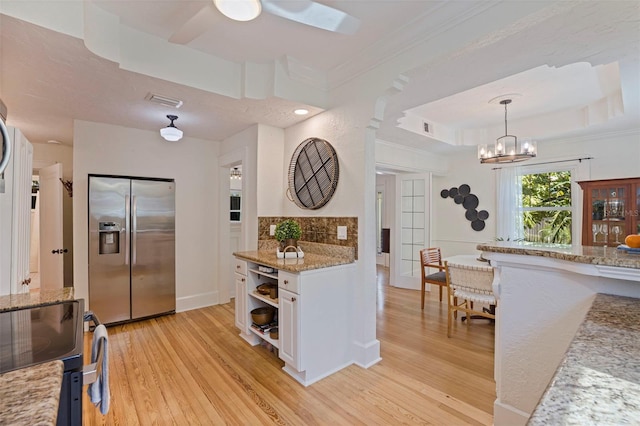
<box><xmin>30</xmin><ymin>158</ymin><xmax>72</xmax><ymax>291</ymax></box>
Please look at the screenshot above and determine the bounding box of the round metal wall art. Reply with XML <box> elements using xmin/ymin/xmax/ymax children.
<box><xmin>440</xmin><ymin>184</ymin><xmax>490</xmax><ymax>231</ymax></box>
<box><xmin>287</xmin><ymin>137</ymin><xmax>340</xmax><ymax>210</ymax></box>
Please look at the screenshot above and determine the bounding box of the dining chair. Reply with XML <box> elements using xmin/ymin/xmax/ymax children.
<box><xmin>419</xmin><ymin>247</ymin><xmax>446</xmax><ymax>309</ymax></box>
<box><xmin>444</xmin><ymin>260</ymin><xmax>496</xmax><ymax>337</ymax></box>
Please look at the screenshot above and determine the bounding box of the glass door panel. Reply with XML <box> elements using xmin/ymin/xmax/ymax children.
<box><xmin>590</xmin><ymin>185</ymin><xmax>629</xmax><ymax>246</ymax></box>
<box><xmin>393</xmin><ymin>173</ymin><xmax>431</xmax><ymax>289</ymax></box>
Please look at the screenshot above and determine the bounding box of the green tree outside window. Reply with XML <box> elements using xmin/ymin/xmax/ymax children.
<box><xmin>521</xmin><ymin>171</ymin><xmax>572</xmax><ymax>244</ymax></box>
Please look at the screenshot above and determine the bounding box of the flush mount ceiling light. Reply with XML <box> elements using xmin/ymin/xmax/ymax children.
<box><xmin>213</xmin><ymin>0</ymin><xmax>262</xmax><ymax>21</ymax></box>
<box><xmin>478</xmin><ymin>98</ymin><xmax>537</xmax><ymax>164</ymax></box>
<box><xmin>294</xmin><ymin>109</ymin><xmax>309</xmax><ymax>116</ymax></box>
<box><xmin>160</xmin><ymin>115</ymin><xmax>183</xmax><ymax>142</ymax></box>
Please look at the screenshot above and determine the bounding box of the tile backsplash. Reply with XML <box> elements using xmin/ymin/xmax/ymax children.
<box><xmin>258</xmin><ymin>216</ymin><xmax>358</xmax><ymax>258</ymax></box>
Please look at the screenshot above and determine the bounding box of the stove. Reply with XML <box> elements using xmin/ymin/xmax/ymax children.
<box><xmin>0</xmin><ymin>299</ymin><xmax>85</xmax><ymax>425</ymax></box>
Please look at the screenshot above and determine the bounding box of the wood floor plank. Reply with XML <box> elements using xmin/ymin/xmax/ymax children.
<box><xmin>83</xmin><ymin>266</ymin><xmax>495</xmax><ymax>425</ymax></box>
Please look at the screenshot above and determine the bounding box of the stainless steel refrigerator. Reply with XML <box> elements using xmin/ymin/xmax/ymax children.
<box><xmin>88</xmin><ymin>175</ymin><xmax>175</xmax><ymax>325</ymax></box>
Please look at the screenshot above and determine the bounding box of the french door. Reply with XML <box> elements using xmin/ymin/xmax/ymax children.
<box><xmin>392</xmin><ymin>173</ymin><xmax>431</xmax><ymax>289</ymax></box>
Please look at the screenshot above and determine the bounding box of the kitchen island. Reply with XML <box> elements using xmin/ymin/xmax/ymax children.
<box><xmin>0</xmin><ymin>287</ymin><xmax>75</xmax><ymax>312</ymax></box>
<box><xmin>478</xmin><ymin>242</ymin><xmax>640</xmax><ymax>425</ymax></box>
<box><xmin>0</xmin><ymin>360</ymin><xmax>64</xmax><ymax>425</ymax></box>
<box><xmin>528</xmin><ymin>293</ymin><xmax>640</xmax><ymax>425</ymax></box>
<box><xmin>234</xmin><ymin>242</ymin><xmax>356</xmax><ymax>386</ymax></box>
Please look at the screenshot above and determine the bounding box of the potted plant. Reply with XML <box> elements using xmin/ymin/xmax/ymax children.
<box><xmin>274</xmin><ymin>219</ymin><xmax>302</xmax><ymax>251</ymax></box>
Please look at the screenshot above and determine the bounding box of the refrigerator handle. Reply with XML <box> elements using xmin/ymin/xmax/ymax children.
<box><xmin>132</xmin><ymin>195</ymin><xmax>137</xmax><ymax>265</ymax></box>
<box><xmin>125</xmin><ymin>195</ymin><xmax>130</xmax><ymax>265</ymax></box>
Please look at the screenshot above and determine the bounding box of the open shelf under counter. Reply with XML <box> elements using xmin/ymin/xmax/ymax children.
<box><xmin>248</xmin><ymin>326</ymin><xmax>279</xmax><ymax>348</ymax></box>
<box><xmin>249</xmin><ymin>291</ymin><xmax>278</xmax><ymax>308</ymax></box>
<box><xmin>248</xmin><ymin>268</ymin><xmax>278</xmax><ymax>280</ymax></box>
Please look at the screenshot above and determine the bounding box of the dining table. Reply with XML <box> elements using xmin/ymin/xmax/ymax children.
<box><xmin>443</xmin><ymin>254</ymin><xmax>493</xmax><ymax>270</ymax></box>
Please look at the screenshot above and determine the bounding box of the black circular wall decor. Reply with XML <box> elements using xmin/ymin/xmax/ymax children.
<box><xmin>462</xmin><ymin>194</ymin><xmax>479</xmax><ymax>210</ymax></box>
<box><xmin>287</xmin><ymin>137</ymin><xmax>339</xmax><ymax>210</ymax></box>
<box><xmin>471</xmin><ymin>219</ymin><xmax>486</xmax><ymax>231</ymax></box>
<box><xmin>439</xmin><ymin>184</ymin><xmax>489</xmax><ymax>232</ymax></box>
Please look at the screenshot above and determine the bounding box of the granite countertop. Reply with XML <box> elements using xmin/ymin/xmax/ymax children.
<box><xmin>477</xmin><ymin>241</ymin><xmax>640</xmax><ymax>269</ymax></box>
<box><xmin>0</xmin><ymin>287</ymin><xmax>75</xmax><ymax>312</ymax></box>
<box><xmin>0</xmin><ymin>360</ymin><xmax>64</xmax><ymax>425</ymax></box>
<box><xmin>528</xmin><ymin>294</ymin><xmax>640</xmax><ymax>424</ymax></box>
<box><xmin>234</xmin><ymin>241</ymin><xmax>356</xmax><ymax>272</ymax></box>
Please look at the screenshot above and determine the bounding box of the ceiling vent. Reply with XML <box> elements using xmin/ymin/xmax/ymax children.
<box><xmin>145</xmin><ymin>93</ymin><xmax>183</xmax><ymax>109</ymax></box>
<box><xmin>423</xmin><ymin>121</ymin><xmax>433</xmax><ymax>135</ymax></box>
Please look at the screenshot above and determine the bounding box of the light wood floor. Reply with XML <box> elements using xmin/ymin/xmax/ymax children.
<box><xmin>83</xmin><ymin>266</ymin><xmax>495</xmax><ymax>425</ymax></box>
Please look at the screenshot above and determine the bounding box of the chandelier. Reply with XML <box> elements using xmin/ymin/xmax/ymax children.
<box><xmin>230</xmin><ymin>167</ymin><xmax>242</xmax><ymax>179</ymax></box>
<box><xmin>478</xmin><ymin>99</ymin><xmax>536</xmax><ymax>164</ymax></box>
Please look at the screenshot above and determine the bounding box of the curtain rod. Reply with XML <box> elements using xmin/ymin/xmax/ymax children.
<box><xmin>491</xmin><ymin>156</ymin><xmax>593</xmax><ymax>170</ymax></box>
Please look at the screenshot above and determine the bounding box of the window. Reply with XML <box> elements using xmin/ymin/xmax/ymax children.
<box><xmin>230</xmin><ymin>191</ymin><xmax>241</xmax><ymax>222</ymax></box>
<box><xmin>521</xmin><ymin>170</ymin><xmax>572</xmax><ymax>244</ymax></box>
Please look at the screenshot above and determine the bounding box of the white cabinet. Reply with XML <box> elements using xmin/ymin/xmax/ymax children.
<box><xmin>233</xmin><ymin>255</ymin><xmax>355</xmax><ymax>386</ymax></box>
<box><xmin>0</xmin><ymin>127</ymin><xmax>33</xmax><ymax>295</ymax></box>
<box><xmin>234</xmin><ymin>272</ymin><xmax>247</xmax><ymax>332</ymax></box>
<box><xmin>277</xmin><ymin>287</ymin><xmax>299</xmax><ymax>369</ymax></box>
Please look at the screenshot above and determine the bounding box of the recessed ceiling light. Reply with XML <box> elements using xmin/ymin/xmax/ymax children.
<box><xmin>294</xmin><ymin>109</ymin><xmax>309</xmax><ymax>115</ymax></box>
<box><xmin>47</xmin><ymin>139</ymin><xmax>61</xmax><ymax>144</ymax></box>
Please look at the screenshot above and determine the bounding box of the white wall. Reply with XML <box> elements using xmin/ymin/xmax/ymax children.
<box><xmin>256</xmin><ymin>125</ymin><xmax>285</xmax><ymax>217</ymax></box>
<box><xmin>32</xmin><ymin>143</ymin><xmax>73</xmax><ymax>178</ymax></box>
<box><xmin>375</xmin><ymin>140</ymin><xmax>450</xmax><ymax>175</ymax></box>
<box><xmin>433</xmin><ymin>129</ymin><xmax>640</xmax><ymax>256</ymax></box>
<box><xmin>72</xmin><ymin>120</ymin><xmax>220</xmax><ymax>312</ymax></box>
<box><xmin>432</xmin><ymin>148</ymin><xmax>496</xmax><ymax>256</ymax></box>
<box><xmin>282</xmin><ymin>100</ymin><xmax>381</xmax><ymax>368</ymax></box>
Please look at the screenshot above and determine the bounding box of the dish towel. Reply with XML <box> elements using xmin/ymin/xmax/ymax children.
<box><xmin>87</xmin><ymin>324</ymin><xmax>110</xmax><ymax>415</ymax></box>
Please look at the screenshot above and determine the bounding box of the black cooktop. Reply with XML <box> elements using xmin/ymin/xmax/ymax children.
<box><xmin>0</xmin><ymin>299</ymin><xmax>84</xmax><ymax>374</ymax></box>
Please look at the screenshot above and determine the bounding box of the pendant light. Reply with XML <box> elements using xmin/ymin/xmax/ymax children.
<box><xmin>160</xmin><ymin>115</ymin><xmax>183</xmax><ymax>142</ymax></box>
<box><xmin>478</xmin><ymin>98</ymin><xmax>536</xmax><ymax>164</ymax></box>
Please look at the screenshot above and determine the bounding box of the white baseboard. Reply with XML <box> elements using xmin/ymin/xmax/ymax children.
<box><xmin>493</xmin><ymin>399</ymin><xmax>530</xmax><ymax>426</ymax></box>
<box><xmin>176</xmin><ymin>291</ymin><xmax>218</xmax><ymax>313</ymax></box>
<box><xmin>353</xmin><ymin>339</ymin><xmax>382</xmax><ymax>368</ymax></box>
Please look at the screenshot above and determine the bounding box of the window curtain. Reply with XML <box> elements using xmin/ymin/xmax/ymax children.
<box><xmin>496</xmin><ymin>166</ymin><xmax>524</xmax><ymax>241</ymax></box>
